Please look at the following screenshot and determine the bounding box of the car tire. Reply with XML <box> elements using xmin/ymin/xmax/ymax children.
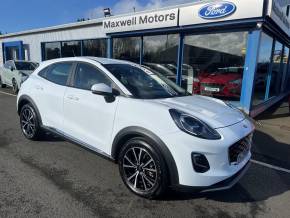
<box><xmin>0</xmin><ymin>76</ymin><xmax>6</xmax><ymax>88</ymax></box>
<box><xmin>12</xmin><ymin>79</ymin><xmax>19</xmax><ymax>94</ymax></box>
<box><xmin>20</xmin><ymin>104</ymin><xmax>43</xmax><ymax>140</ymax></box>
<box><xmin>118</xmin><ymin>137</ymin><xmax>168</xmax><ymax>199</ymax></box>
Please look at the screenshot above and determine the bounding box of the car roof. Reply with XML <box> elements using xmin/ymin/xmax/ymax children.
<box><xmin>41</xmin><ymin>57</ymin><xmax>134</xmax><ymax>65</ymax></box>
<box><xmin>85</xmin><ymin>57</ymin><xmax>133</xmax><ymax>65</ymax></box>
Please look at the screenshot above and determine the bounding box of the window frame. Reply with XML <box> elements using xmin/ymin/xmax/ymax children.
<box><xmin>70</xmin><ymin>61</ymin><xmax>124</xmax><ymax>95</ymax></box>
<box><xmin>38</xmin><ymin>61</ymin><xmax>74</xmax><ymax>86</ymax></box>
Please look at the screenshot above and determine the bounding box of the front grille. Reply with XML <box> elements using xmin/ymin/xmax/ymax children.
<box><xmin>229</xmin><ymin>135</ymin><xmax>251</xmax><ymax>165</ymax></box>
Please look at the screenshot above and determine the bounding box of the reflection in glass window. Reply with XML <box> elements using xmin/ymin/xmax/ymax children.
<box><xmin>113</xmin><ymin>37</ymin><xmax>140</xmax><ymax>63</ymax></box>
<box><xmin>269</xmin><ymin>41</ymin><xmax>283</xmax><ymax>97</ymax></box>
<box><xmin>143</xmin><ymin>34</ymin><xmax>179</xmax><ymax>87</ymax></box>
<box><xmin>61</xmin><ymin>41</ymin><xmax>81</xmax><ymax>57</ymax></box>
<box><xmin>183</xmin><ymin>32</ymin><xmax>248</xmax><ymax>101</ymax></box>
<box><xmin>45</xmin><ymin>63</ymin><xmax>72</xmax><ymax>86</ymax></box>
<box><xmin>287</xmin><ymin>57</ymin><xmax>290</xmax><ymax>91</ymax></box>
<box><xmin>282</xmin><ymin>46</ymin><xmax>289</xmax><ymax>92</ymax></box>
<box><xmin>74</xmin><ymin>63</ymin><xmax>111</xmax><ymax>90</ymax></box>
<box><xmin>44</xmin><ymin>42</ymin><xmax>61</xmax><ymax>60</ymax></box>
<box><xmin>83</xmin><ymin>39</ymin><xmax>107</xmax><ymax>57</ymax></box>
<box><xmin>252</xmin><ymin>33</ymin><xmax>273</xmax><ymax>106</ymax></box>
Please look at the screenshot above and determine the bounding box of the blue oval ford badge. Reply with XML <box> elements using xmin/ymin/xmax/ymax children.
<box><xmin>199</xmin><ymin>2</ymin><xmax>236</xmax><ymax>19</ymax></box>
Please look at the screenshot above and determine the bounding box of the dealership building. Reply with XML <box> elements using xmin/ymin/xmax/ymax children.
<box><xmin>0</xmin><ymin>0</ymin><xmax>289</xmax><ymax>116</ymax></box>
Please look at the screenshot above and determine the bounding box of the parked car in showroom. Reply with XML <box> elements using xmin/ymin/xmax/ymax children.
<box><xmin>17</xmin><ymin>57</ymin><xmax>254</xmax><ymax>198</ymax></box>
<box><xmin>192</xmin><ymin>65</ymin><xmax>244</xmax><ymax>99</ymax></box>
<box><xmin>0</xmin><ymin>60</ymin><xmax>39</xmax><ymax>93</ymax></box>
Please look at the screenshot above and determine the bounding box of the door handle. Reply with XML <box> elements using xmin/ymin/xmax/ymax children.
<box><xmin>67</xmin><ymin>95</ymin><xmax>79</xmax><ymax>101</ymax></box>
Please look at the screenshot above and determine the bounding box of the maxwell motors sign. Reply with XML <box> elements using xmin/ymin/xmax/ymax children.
<box><xmin>103</xmin><ymin>9</ymin><xmax>178</xmax><ymax>33</ymax></box>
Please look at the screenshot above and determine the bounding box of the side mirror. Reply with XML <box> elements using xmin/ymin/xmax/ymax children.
<box><xmin>9</xmin><ymin>66</ymin><xmax>14</xmax><ymax>71</ymax></box>
<box><xmin>91</xmin><ymin>83</ymin><xmax>113</xmax><ymax>96</ymax></box>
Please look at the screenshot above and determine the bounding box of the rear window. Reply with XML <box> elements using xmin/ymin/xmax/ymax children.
<box><xmin>15</xmin><ymin>62</ymin><xmax>38</xmax><ymax>71</ymax></box>
<box><xmin>41</xmin><ymin>63</ymin><xmax>72</xmax><ymax>86</ymax></box>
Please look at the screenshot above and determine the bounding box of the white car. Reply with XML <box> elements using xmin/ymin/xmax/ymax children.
<box><xmin>17</xmin><ymin>57</ymin><xmax>254</xmax><ymax>198</ymax></box>
<box><xmin>0</xmin><ymin>60</ymin><xmax>38</xmax><ymax>93</ymax></box>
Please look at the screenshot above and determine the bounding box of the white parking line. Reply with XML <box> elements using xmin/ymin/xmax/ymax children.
<box><xmin>251</xmin><ymin>159</ymin><xmax>290</xmax><ymax>174</ymax></box>
<box><xmin>0</xmin><ymin>90</ymin><xmax>17</xmax><ymax>97</ymax></box>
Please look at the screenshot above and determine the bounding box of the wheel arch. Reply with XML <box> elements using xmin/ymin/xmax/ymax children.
<box><xmin>17</xmin><ymin>95</ymin><xmax>43</xmax><ymax>126</ymax></box>
<box><xmin>111</xmin><ymin>126</ymin><xmax>179</xmax><ymax>186</ymax></box>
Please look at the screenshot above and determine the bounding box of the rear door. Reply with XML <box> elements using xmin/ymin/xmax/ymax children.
<box><xmin>34</xmin><ymin>62</ymin><xmax>74</xmax><ymax>129</ymax></box>
<box><xmin>62</xmin><ymin>62</ymin><xmax>119</xmax><ymax>154</ymax></box>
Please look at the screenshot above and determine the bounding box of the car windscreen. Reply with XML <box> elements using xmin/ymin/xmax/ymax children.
<box><xmin>15</xmin><ymin>62</ymin><xmax>37</xmax><ymax>71</ymax></box>
<box><xmin>104</xmin><ymin>64</ymin><xmax>188</xmax><ymax>99</ymax></box>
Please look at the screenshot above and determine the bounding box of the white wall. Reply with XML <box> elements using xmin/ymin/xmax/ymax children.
<box><xmin>0</xmin><ymin>24</ymin><xmax>106</xmax><ymax>65</ymax></box>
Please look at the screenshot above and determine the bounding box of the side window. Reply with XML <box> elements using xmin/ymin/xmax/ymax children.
<box><xmin>38</xmin><ymin>67</ymin><xmax>48</xmax><ymax>78</ymax></box>
<box><xmin>73</xmin><ymin>63</ymin><xmax>111</xmax><ymax>90</ymax></box>
<box><xmin>45</xmin><ymin>63</ymin><xmax>72</xmax><ymax>86</ymax></box>
<box><xmin>4</xmin><ymin>61</ymin><xmax>11</xmax><ymax>69</ymax></box>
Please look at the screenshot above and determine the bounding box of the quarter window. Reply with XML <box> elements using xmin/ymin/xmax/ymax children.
<box><xmin>45</xmin><ymin>63</ymin><xmax>72</xmax><ymax>86</ymax></box>
<box><xmin>73</xmin><ymin>63</ymin><xmax>111</xmax><ymax>90</ymax></box>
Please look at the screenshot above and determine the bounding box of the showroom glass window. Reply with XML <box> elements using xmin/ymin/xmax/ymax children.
<box><xmin>143</xmin><ymin>34</ymin><xmax>179</xmax><ymax>87</ymax></box>
<box><xmin>269</xmin><ymin>41</ymin><xmax>283</xmax><ymax>97</ymax></box>
<box><xmin>113</xmin><ymin>37</ymin><xmax>140</xmax><ymax>63</ymax></box>
<box><xmin>282</xmin><ymin>46</ymin><xmax>289</xmax><ymax>92</ymax></box>
<box><xmin>183</xmin><ymin>32</ymin><xmax>248</xmax><ymax>101</ymax></box>
<box><xmin>83</xmin><ymin>39</ymin><xmax>107</xmax><ymax>57</ymax></box>
<box><xmin>44</xmin><ymin>42</ymin><xmax>61</xmax><ymax>60</ymax></box>
<box><xmin>287</xmin><ymin>53</ymin><xmax>290</xmax><ymax>91</ymax></box>
<box><xmin>61</xmin><ymin>41</ymin><xmax>81</xmax><ymax>57</ymax></box>
<box><xmin>252</xmin><ymin>33</ymin><xmax>273</xmax><ymax>106</ymax></box>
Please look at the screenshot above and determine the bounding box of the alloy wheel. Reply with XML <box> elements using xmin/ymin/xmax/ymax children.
<box><xmin>122</xmin><ymin>146</ymin><xmax>158</xmax><ymax>192</ymax></box>
<box><xmin>20</xmin><ymin>107</ymin><xmax>36</xmax><ymax>138</ymax></box>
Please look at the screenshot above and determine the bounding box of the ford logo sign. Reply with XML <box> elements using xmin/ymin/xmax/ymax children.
<box><xmin>199</xmin><ymin>2</ymin><xmax>236</xmax><ymax>19</ymax></box>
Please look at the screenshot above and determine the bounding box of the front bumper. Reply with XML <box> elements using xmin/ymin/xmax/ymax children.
<box><xmin>172</xmin><ymin>160</ymin><xmax>251</xmax><ymax>192</ymax></box>
<box><xmin>160</xmin><ymin>118</ymin><xmax>254</xmax><ymax>188</ymax></box>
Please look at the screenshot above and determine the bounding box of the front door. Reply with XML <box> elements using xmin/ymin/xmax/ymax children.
<box><xmin>63</xmin><ymin>62</ymin><xmax>119</xmax><ymax>154</ymax></box>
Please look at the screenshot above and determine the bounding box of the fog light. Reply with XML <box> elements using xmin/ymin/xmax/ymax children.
<box><xmin>191</xmin><ymin>153</ymin><xmax>210</xmax><ymax>173</ymax></box>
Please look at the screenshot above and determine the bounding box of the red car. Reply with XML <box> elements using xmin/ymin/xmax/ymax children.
<box><xmin>192</xmin><ymin>67</ymin><xmax>243</xmax><ymax>99</ymax></box>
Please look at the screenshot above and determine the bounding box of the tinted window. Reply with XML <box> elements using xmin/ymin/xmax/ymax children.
<box><xmin>73</xmin><ymin>63</ymin><xmax>111</xmax><ymax>90</ymax></box>
<box><xmin>104</xmin><ymin>64</ymin><xmax>187</xmax><ymax>99</ymax></box>
<box><xmin>282</xmin><ymin>46</ymin><xmax>289</xmax><ymax>92</ymax></box>
<box><xmin>83</xmin><ymin>39</ymin><xmax>107</xmax><ymax>57</ymax></box>
<box><xmin>4</xmin><ymin>61</ymin><xmax>12</xmax><ymax>69</ymax></box>
<box><xmin>143</xmin><ymin>34</ymin><xmax>179</xmax><ymax>85</ymax></box>
<box><xmin>43</xmin><ymin>42</ymin><xmax>61</xmax><ymax>60</ymax></box>
<box><xmin>183</xmin><ymin>32</ymin><xmax>248</xmax><ymax>101</ymax></box>
<box><xmin>15</xmin><ymin>61</ymin><xmax>37</xmax><ymax>71</ymax></box>
<box><xmin>252</xmin><ymin>33</ymin><xmax>273</xmax><ymax>106</ymax></box>
<box><xmin>113</xmin><ymin>37</ymin><xmax>140</xmax><ymax>63</ymax></box>
<box><xmin>61</xmin><ymin>41</ymin><xmax>81</xmax><ymax>57</ymax></box>
<box><xmin>269</xmin><ymin>41</ymin><xmax>283</xmax><ymax>97</ymax></box>
<box><xmin>45</xmin><ymin>63</ymin><xmax>72</xmax><ymax>85</ymax></box>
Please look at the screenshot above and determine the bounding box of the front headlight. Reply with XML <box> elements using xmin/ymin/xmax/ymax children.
<box><xmin>169</xmin><ymin>109</ymin><xmax>221</xmax><ymax>140</ymax></box>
